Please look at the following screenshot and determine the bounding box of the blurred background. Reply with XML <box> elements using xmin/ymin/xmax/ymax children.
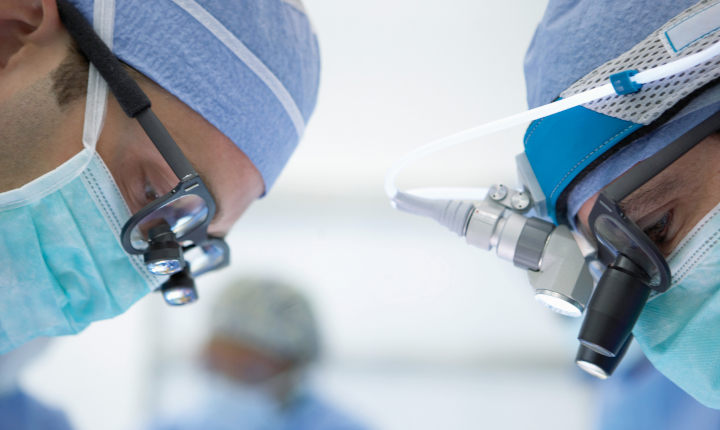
<box><xmin>18</xmin><ymin>0</ymin><xmax>606</xmax><ymax>428</ymax></box>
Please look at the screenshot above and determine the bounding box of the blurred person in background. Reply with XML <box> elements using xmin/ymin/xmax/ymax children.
<box><xmin>0</xmin><ymin>338</ymin><xmax>73</xmax><ymax>430</ymax></box>
<box><xmin>146</xmin><ymin>279</ymin><xmax>368</xmax><ymax>430</ymax></box>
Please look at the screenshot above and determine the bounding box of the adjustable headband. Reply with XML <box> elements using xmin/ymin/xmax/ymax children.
<box><xmin>56</xmin><ymin>0</ymin><xmax>150</xmax><ymax>118</ymax></box>
<box><xmin>56</xmin><ymin>0</ymin><xmax>197</xmax><ymax>181</ymax></box>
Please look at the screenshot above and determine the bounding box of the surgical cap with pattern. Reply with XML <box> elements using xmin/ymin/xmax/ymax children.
<box><xmin>70</xmin><ymin>0</ymin><xmax>320</xmax><ymax>193</ymax></box>
<box><xmin>211</xmin><ymin>279</ymin><xmax>320</xmax><ymax>364</ymax></box>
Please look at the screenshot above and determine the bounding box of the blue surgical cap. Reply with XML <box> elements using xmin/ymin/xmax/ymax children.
<box><xmin>69</xmin><ymin>0</ymin><xmax>320</xmax><ymax>193</ymax></box>
<box><xmin>523</xmin><ymin>0</ymin><xmax>720</xmax><ymax>225</ymax></box>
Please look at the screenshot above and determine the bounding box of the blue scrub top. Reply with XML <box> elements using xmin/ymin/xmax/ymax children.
<box><xmin>0</xmin><ymin>389</ymin><xmax>74</xmax><ymax>430</ymax></box>
<box><xmin>146</xmin><ymin>391</ymin><xmax>369</xmax><ymax>430</ymax></box>
<box><xmin>596</xmin><ymin>355</ymin><xmax>720</xmax><ymax>429</ymax></box>
<box><xmin>281</xmin><ymin>392</ymin><xmax>368</xmax><ymax>430</ymax></box>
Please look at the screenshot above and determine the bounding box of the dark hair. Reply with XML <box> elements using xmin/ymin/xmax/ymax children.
<box><xmin>50</xmin><ymin>41</ymin><xmax>89</xmax><ymax>108</ymax></box>
<box><xmin>50</xmin><ymin>40</ymin><xmax>148</xmax><ymax>108</ymax></box>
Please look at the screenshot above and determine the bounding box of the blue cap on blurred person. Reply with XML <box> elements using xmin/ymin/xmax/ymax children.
<box><xmin>69</xmin><ymin>0</ymin><xmax>320</xmax><ymax>193</ymax></box>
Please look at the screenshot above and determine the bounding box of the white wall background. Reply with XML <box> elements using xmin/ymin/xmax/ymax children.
<box><xmin>18</xmin><ymin>0</ymin><xmax>604</xmax><ymax>429</ymax></box>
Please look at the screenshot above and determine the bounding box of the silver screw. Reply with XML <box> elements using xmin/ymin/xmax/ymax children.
<box><xmin>489</xmin><ymin>184</ymin><xmax>507</xmax><ymax>201</ymax></box>
<box><xmin>511</xmin><ymin>192</ymin><xmax>531</xmax><ymax>210</ymax></box>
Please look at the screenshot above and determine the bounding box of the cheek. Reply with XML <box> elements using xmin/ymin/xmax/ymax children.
<box><xmin>96</xmin><ymin>139</ymin><xmax>140</xmax><ymax>211</ymax></box>
<box><xmin>577</xmin><ymin>191</ymin><xmax>602</xmax><ymax>232</ymax></box>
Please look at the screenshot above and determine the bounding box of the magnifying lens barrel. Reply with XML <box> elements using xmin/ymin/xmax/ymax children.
<box><xmin>144</xmin><ymin>224</ymin><xmax>185</xmax><ymax>275</ymax></box>
<box><xmin>576</xmin><ymin>335</ymin><xmax>633</xmax><ymax>379</ymax></box>
<box><xmin>578</xmin><ymin>255</ymin><xmax>650</xmax><ymax>357</ymax></box>
<box><xmin>161</xmin><ymin>266</ymin><xmax>198</xmax><ymax>306</ymax></box>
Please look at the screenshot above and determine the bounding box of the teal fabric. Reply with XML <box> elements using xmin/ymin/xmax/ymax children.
<box><xmin>0</xmin><ymin>177</ymin><xmax>151</xmax><ymax>353</ymax></box>
<box><xmin>632</xmin><ymin>202</ymin><xmax>720</xmax><ymax>409</ymax></box>
<box><xmin>523</xmin><ymin>106</ymin><xmax>642</xmax><ymax>223</ymax></box>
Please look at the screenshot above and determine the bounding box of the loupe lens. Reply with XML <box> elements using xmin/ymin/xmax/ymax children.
<box><xmin>144</xmin><ymin>224</ymin><xmax>185</xmax><ymax>275</ymax></box>
<box><xmin>163</xmin><ymin>286</ymin><xmax>198</xmax><ymax>305</ymax></box>
<box><xmin>131</xmin><ymin>194</ymin><xmax>209</xmax><ymax>250</ymax></box>
<box><xmin>161</xmin><ymin>267</ymin><xmax>198</xmax><ymax>306</ymax></box>
<box><xmin>147</xmin><ymin>259</ymin><xmax>183</xmax><ymax>275</ymax></box>
<box><xmin>594</xmin><ymin>214</ymin><xmax>661</xmax><ymax>286</ymax></box>
<box><xmin>576</xmin><ymin>335</ymin><xmax>633</xmax><ymax>379</ymax></box>
<box><xmin>578</xmin><ymin>255</ymin><xmax>650</xmax><ymax>357</ymax></box>
<box><xmin>184</xmin><ymin>242</ymin><xmax>226</xmax><ymax>277</ymax></box>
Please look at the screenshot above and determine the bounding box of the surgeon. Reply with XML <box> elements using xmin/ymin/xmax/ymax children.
<box><xmin>0</xmin><ymin>338</ymin><xmax>74</xmax><ymax>430</ymax></box>
<box><xmin>524</xmin><ymin>0</ymin><xmax>720</xmax><ymax>411</ymax></box>
<box><xmin>146</xmin><ymin>279</ymin><xmax>369</xmax><ymax>430</ymax></box>
<box><xmin>0</xmin><ymin>0</ymin><xmax>319</xmax><ymax>353</ymax></box>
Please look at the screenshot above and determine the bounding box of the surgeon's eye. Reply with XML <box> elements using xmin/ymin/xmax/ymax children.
<box><xmin>144</xmin><ymin>179</ymin><xmax>160</xmax><ymax>204</ymax></box>
<box><xmin>643</xmin><ymin>212</ymin><xmax>672</xmax><ymax>245</ymax></box>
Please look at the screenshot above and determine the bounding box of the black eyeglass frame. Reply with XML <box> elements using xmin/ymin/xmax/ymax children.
<box><xmin>118</xmin><ymin>109</ymin><xmax>219</xmax><ymax>256</ymax></box>
<box><xmin>57</xmin><ymin>0</ymin><xmax>230</xmax><ymax>275</ymax></box>
<box><xmin>588</xmin><ymin>108</ymin><xmax>720</xmax><ymax>293</ymax></box>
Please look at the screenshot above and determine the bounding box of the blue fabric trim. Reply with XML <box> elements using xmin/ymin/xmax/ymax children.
<box><xmin>524</xmin><ymin>106</ymin><xmax>642</xmax><ymax>223</ymax></box>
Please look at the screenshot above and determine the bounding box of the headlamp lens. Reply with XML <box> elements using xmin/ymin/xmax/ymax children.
<box><xmin>534</xmin><ymin>291</ymin><xmax>583</xmax><ymax>317</ymax></box>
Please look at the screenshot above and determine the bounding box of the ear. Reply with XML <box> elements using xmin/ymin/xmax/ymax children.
<box><xmin>0</xmin><ymin>0</ymin><xmax>63</xmax><ymax>69</ymax></box>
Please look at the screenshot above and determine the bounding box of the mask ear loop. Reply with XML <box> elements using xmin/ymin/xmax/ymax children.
<box><xmin>81</xmin><ymin>0</ymin><xmax>116</xmax><ymax>157</ymax></box>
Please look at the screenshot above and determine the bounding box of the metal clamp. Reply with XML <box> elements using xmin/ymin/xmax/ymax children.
<box><xmin>487</xmin><ymin>183</ymin><xmax>532</xmax><ymax>213</ymax></box>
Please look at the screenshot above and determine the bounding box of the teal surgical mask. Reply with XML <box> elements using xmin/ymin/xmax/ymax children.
<box><xmin>634</xmin><ymin>200</ymin><xmax>720</xmax><ymax>409</ymax></box>
<box><xmin>0</xmin><ymin>150</ymin><xmax>164</xmax><ymax>354</ymax></box>
<box><xmin>0</xmin><ymin>52</ymin><xmax>163</xmax><ymax>354</ymax></box>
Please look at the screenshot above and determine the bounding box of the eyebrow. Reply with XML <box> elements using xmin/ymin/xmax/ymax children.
<box><xmin>619</xmin><ymin>172</ymin><xmax>681</xmax><ymax>221</ymax></box>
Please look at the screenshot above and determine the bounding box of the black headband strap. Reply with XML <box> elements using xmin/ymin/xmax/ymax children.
<box><xmin>56</xmin><ymin>0</ymin><xmax>151</xmax><ymax>118</ymax></box>
<box><xmin>55</xmin><ymin>0</ymin><xmax>197</xmax><ymax>180</ymax></box>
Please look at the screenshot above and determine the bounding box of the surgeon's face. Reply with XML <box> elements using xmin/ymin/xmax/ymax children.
<box><xmin>204</xmin><ymin>337</ymin><xmax>293</xmax><ymax>385</ymax></box>
<box><xmin>0</xmin><ymin>0</ymin><xmax>264</xmax><ymax>236</ymax></box>
<box><xmin>577</xmin><ymin>134</ymin><xmax>720</xmax><ymax>256</ymax></box>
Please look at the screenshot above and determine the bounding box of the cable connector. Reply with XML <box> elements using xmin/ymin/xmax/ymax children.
<box><xmin>610</xmin><ymin>70</ymin><xmax>642</xmax><ymax>95</ymax></box>
<box><xmin>392</xmin><ymin>191</ymin><xmax>474</xmax><ymax>237</ymax></box>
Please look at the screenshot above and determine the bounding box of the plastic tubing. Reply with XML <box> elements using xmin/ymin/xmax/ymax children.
<box><xmin>385</xmin><ymin>41</ymin><xmax>720</xmax><ymax>200</ymax></box>
<box><xmin>405</xmin><ymin>187</ymin><xmax>488</xmax><ymax>201</ymax></box>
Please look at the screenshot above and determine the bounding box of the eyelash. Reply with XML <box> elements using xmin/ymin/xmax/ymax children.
<box><xmin>144</xmin><ymin>179</ymin><xmax>160</xmax><ymax>204</ymax></box>
<box><xmin>643</xmin><ymin>212</ymin><xmax>672</xmax><ymax>245</ymax></box>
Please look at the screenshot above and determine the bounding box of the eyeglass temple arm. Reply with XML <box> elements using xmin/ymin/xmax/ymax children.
<box><xmin>56</xmin><ymin>0</ymin><xmax>197</xmax><ymax>181</ymax></box>
<box><xmin>605</xmin><ymin>108</ymin><xmax>720</xmax><ymax>202</ymax></box>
